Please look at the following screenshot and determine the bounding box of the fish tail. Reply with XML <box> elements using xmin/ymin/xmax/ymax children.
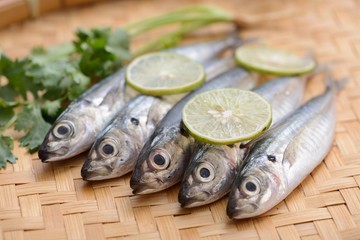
<box><xmin>330</xmin><ymin>77</ymin><xmax>348</xmax><ymax>93</ymax></box>
<box><xmin>324</xmin><ymin>70</ymin><xmax>348</xmax><ymax>94</ymax></box>
<box><xmin>303</xmin><ymin>63</ymin><xmax>347</xmax><ymax>93</ymax></box>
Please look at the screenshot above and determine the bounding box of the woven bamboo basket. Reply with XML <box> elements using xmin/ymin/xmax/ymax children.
<box><xmin>1</xmin><ymin>0</ymin><xmax>360</xmax><ymax>239</ymax></box>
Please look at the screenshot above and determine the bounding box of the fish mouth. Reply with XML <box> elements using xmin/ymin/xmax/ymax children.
<box><xmin>179</xmin><ymin>191</ymin><xmax>211</xmax><ymax>208</ymax></box>
<box><xmin>38</xmin><ymin>145</ymin><xmax>69</xmax><ymax>162</ymax></box>
<box><xmin>226</xmin><ymin>200</ymin><xmax>258</xmax><ymax>219</ymax></box>
<box><xmin>81</xmin><ymin>164</ymin><xmax>113</xmax><ymax>181</ymax></box>
<box><xmin>130</xmin><ymin>178</ymin><xmax>164</xmax><ymax>194</ymax></box>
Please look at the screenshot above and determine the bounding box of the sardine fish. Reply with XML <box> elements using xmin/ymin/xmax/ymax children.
<box><xmin>227</xmin><ymin>76</ymin><xmax>341</xmax><ymax>219</ymax></box>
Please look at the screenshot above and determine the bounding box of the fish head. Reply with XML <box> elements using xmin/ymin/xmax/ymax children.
<box><xmin>130</xmin><ymin>125</ymin><xmax>193</xmax><ymax>194</ymax></box>
<box><xmin>179</xmin><ymin>144</ymin><xmax>237</xmax><ymax>208</ymax></box>
<box><xmin>38</xmin><ymin>111</ymin><xmax>99</xmax><ymax>162</ymax></box>
<box><xmin>81</xmin><ymin>127</ymin><xmax>140</xmax><ymax>181</ymax></box>
<box><xmin>227</xmin><ymin>155</ymin><xmax>280</xmax><ymax>219</ymax></box>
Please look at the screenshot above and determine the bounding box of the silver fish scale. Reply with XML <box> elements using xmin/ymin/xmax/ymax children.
<box><xmin>253</xmin><ymin>76</ymin><xmax>306</xmax><ymax>124</ymax></box>
<box><xmin>61</xmin><ymin>69</ymin><xmax>126</xmax><ymax>118</ymax></box>
<box><xmin>102</xmin><ymin>95</ymin><xmax>171</xmax><ymax>140</ymax></box>
<box><xmin>168</xmin><ymin>34</ymin><xmax>240</xmax><ymax>63</ymax></box>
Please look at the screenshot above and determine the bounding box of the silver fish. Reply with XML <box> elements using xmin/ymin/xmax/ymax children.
<box><xmin>130</xmin><ymin>67</ymin><xmax>257</xmax><ymax>194</ymax></box>
<box><xmin>227</xmin><ymin>76</ymin><xmax>340</xmax><ymax>219</ymax></box>
<box><xmin>178</xmin><ymin>75</ymin><xmax>308</xmax><ymax>208</ymax></box>
<box><xmin>38</xmin><ymin>69</ymin><xmax>127</xmax><ymax>162</ymax></box>
<box><xmin>81</xmin><ymin>57</ymin><xmax>235</xmax><ymax>181</ymax></box>
<box><xmin>38</xmin><ymin>34</ymin><xmax>244</xmax><ymax>162</ymax></box>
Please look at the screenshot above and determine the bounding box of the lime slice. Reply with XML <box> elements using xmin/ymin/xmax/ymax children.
<box><xmin>126</xmin><ymin>52</ymin><xmax>205</xmax><ymax>95</ymax></box>
<box><xmin>182</xmin><ymin>88</ymin><xmax>272</xmax><ymax>144</ymax></box>
<box><xmin>235</xmin><ymin>45</ymin><xmax>316</xmax><ymax>76</ymax></box>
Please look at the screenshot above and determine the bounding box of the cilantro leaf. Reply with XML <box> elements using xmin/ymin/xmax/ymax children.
<box><xmin>0</xmin><ymin>54</ymin><xmax>42</xmax><ymax>100</ymax></box>
<box><xmin>67</xmin><ymin>70</ymin><xmax>90</xmax><ymax>100</ymax></box>
<box><xmin>41</xmin><ymin>99</ymin><xmax>62</xmax><ymax>117</ymax></box>
<box><xmin>0</xmin><ymin>84</ymin><xmax>18</xmax><ymax>101</ymax></box>
<box><xmin>15</xmin><ymin>105</ymin><xmax>51</xmax><ymax>151</ymax></box>
<box><xmin>0</xmin><ymin>106</ymin><xmax>14</xmax><ymax>127</ymax></box>
<box><xmin>107</xmin><ymin>28</ymin><xmax>132</xmax><ymax>65</ymax></box>
<box><xmin>30</xmin><ymin>43</ymin><xmax>74</xmax><ymax>64</ymax></box>
<box><xmin>0</xmin><ymin>135</ymin><xmax>17</xmax><ymax>168</ymax></box>
<box><xmin>74</xmin><ymin>27</ymin><xmax>131</xmax><ymax>78</ymax></box>
<box><xmin>26</xmin><ymin>61</ymin><xmax>90</xmax><ymax>101</ymax></box>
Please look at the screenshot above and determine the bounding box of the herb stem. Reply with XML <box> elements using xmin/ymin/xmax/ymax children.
<box><xmin>124</xmin><ymin>5</ymin><xmax>233</xmax><ymax>37</ymax></box>
<box><xmin>0</xmin><ymin>115</ymin><xmax>17</xmax><ymax>134</ymax></box>
<box><xmin>132</xmin><ymin>21</ymin><xmax>211</xmax><ymax>57</ymax></box>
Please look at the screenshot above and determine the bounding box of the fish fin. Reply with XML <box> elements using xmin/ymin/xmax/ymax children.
<box><xmin>146</xmin><ymin>98</ymin><xmax>171</xmax><ymax>127</ymax></box>
<box><xmin>100</xmin><ymin>87</ymin><xmax>123</xmax><ymax>108</ymax></box>
<box><xmin>282</xmin><ymin>104</ymin><xmax>335</xmax><ymax>168</ymax></box>
<box><xmin>323</xmin><ymin>69</ymin><xmax>348</xmax><ymax>94</ymax></box>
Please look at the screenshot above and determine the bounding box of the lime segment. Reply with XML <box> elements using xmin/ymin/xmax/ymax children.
<box><xmin>235</xmin><ymin>45</ymin><xmax>316</xmax><ymax>76</ymax></box>
<box><xmin>126</xmin><ymin>52</ymin><xmax>205</xmax><ymax>96</ymax></box>
<box><xmin>182</xmin><ymin>88</ymin><xmax>272</xmax><ymax>144</ymax></box>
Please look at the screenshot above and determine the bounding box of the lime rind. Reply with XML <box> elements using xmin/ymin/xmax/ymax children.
<box><xmin>182</xmin><ymin>88</ymin><xmax>272</xmax><ymax>145</ymax></box>
<box><xmin>126</xmin><ymin>52</ymin><xmax>206</xmax><ymax>96</ymax></box>
<box><xmin>235</xmin><ymin>45</ymin><xmax>316</xmax><ymax>76</ymax></box>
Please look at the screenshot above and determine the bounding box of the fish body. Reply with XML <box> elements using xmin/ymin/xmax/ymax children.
<box><xmin>168</xmin><ymin>33</ymin><xmax>243</xmax><ymax>63</ymax></box>
<box><xmin>38</xmin><ymin>34</ymin><xmax>243</xmax><ymax>162</ymax></box>
<box><xmin>227</xmin><ymin>78</ymin><xmax>338</xmax><ymax>219</ymax></box>
<box><xmin>130</xmin><ymin>67</ymin><xmax>257</xmax><ymax>194</ymax></box>
<box><xmin>178</xmin><ymin>75</ymin><xmax>307</xmax><ymax>208</ymax></box>
<box><xmin>38</xmin><ymin>69</ymin><xmax>127</xmax><ymax>162</ymax></box>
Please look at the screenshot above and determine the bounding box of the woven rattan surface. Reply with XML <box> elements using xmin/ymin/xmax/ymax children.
<box><xmin>1</xmin><ymin>0</ymin><xmax>360</xmax><ymax>239</ymax></box>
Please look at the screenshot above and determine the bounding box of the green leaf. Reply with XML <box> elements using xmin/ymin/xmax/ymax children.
<box><xmin>15</xmin><ymin>105</ymin><xmax>51</xmax><ymax>151</ymax></box>
<box><xmin>74</xmin><ymin>27</ymin><xmax>130</xmax><ymax>78</ymax></box>
<box><xmin>0</xmin><ymin>54</ymin><xmax>42</xmax><ymax>100</ymax></box>
<box><xmin>0</xmin><ymin>106</ymin><xmax>14</xmax><ymax>127</ymax></box>
<box><xmin>0</xmin><ymin>98</ymin><xmax>18</xmax><ymax>108</ymax></box>
<box><xmin>66</xmin><ymin>67</ymin><xmax>90</xmax><ymax>100</ymax></box>
<box><xmin>26</xmin><ymin>62</ymin><xmax>63</xmax><ymax>89</ymax></box>
<box><xmin>30</xmin><ymin>43</ymin><xmax>75</xmax><ymax>64</ymax></box>
<box><xmin>107</xmin><ymin>28</ymin><xmax>131</xmax><ymax>61</ymax></box>
<box><xmin>41</xmin><ymin>99</ymin><xmax>62</xmax><ymax>117</ymax></box>
<box><xmin>0</xmin><ymin>84</ymin><xmax>18</xmax><ymax>101</ymax></box>
<box><xmin>78</xmin><ymin>50</ymin><xmax>114</xmax><ymax>77</ymax></box>
<box><xmin>26</xmin><ymin>61</ymin><xmax>90</xmax><ymax>101</ymax></box>
<box><xmin>0</xmin><ymin>135</ymin><xmax>17</xmax><ymax>168</ymax></box>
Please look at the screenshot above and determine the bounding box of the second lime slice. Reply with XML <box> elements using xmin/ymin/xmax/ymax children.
<box><xmin>182</xmin><ymin>88</ymin><xmax>272</xmax><ymax>144</ymax></box>
<box><xmin>126</xmin><ymin>52</ymin><xmax>205</xmax><ymax>96</ymax></box>
<box><xmin>235</xmin><ymin>45</ymin><xmax>316</xmax><ymax>76</ymax></box>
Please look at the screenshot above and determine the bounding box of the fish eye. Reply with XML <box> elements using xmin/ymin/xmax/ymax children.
<box><xmin>53</xmin><ymin>121</ymin><xmax>75</xmax><ymax>139</ymax></box>
<box><xmin>194</xmin><ymin>162</ymin><xmax>215</xmax><ymax>183</ymax></box>
<box><xmin>240</xmin><ymin>177</ymin><xmax>261</xmax><ymax>196</ymax></box>
<box><xmin>130</xmin><ymin>117</ymin><xmax>140</xmax><ymax>126</ymax></box>
<box><xmin>99</xmin><ymin>139</ymin><xmax>119</xmax><ymax>157</ymax></box>
<box><xmin>148</xmin><ymin>149</ymin><xmax>171</xmax><ymax>170</ymax></box>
